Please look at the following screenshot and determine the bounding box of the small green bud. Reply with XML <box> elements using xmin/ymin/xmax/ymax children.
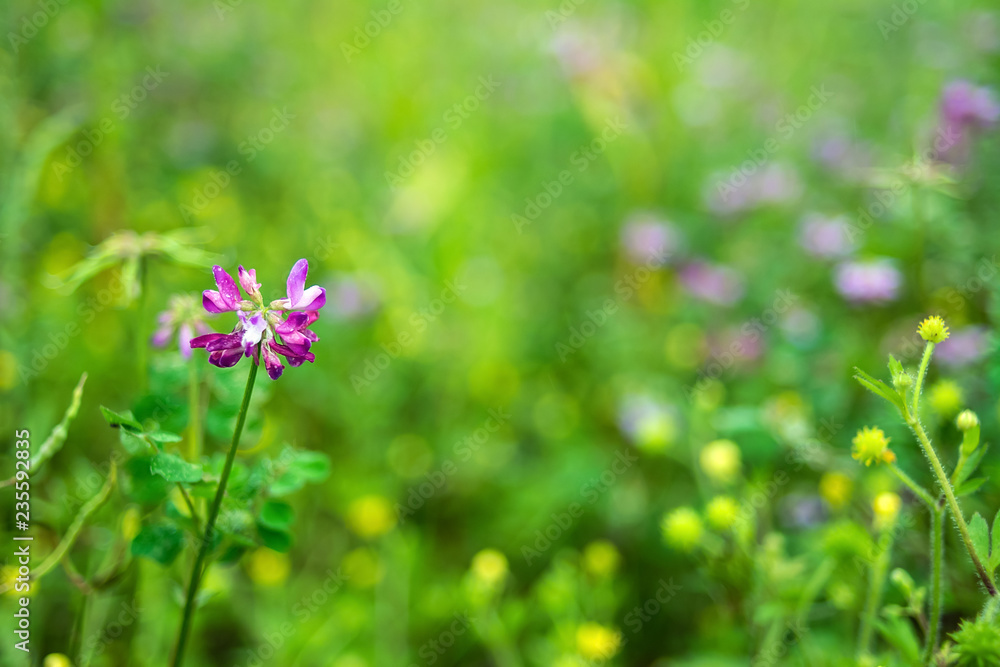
<box><xmin>956</xmin><ymin>409</ymin><xmax>979</xmax><ymax>432</ymax></box>
<box><xmin>893</xmin><ymin>372</ymin><xmax>913</xmax><ymax>391</ymax></box>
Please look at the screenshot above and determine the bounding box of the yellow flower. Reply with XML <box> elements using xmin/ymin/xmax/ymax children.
<box><xmin>245</xmin><ymin>548</ymin><xmax>291</xmax><ymax>587</ymax></box>
<box><xmin>819</xmin><ymin>472</ymin><xmax>853</xmax><ymax>509</ymax></box>
<box><xmin>873</xmin><ymin>492</ymin><xmax>901</xmax><ymax>530</ymax></box>
<box><xmin>928</xmin><ymin>381</ymin><xmax>963</xmax><ymax>417</ymax></box>
<box><xmin>661</xmin><ymin>507</ymin><xmax>703</xmax><ymax>552</ymax></box>
<box><xmin>121</xmin><ymin>507</ymin><xmax>142</xmax><ymax>542</ymax></box>
<box><xmin>705</xmin><ymin>496</ymin><xmax>739</xmax><ymax>530</ymax></box>
<box><xmin>851</xmin><ymin>427</ymin><xmax>894</xmax><ymax>466</ymax></box>
<box><xmin>917</xmin><ymin>316</ymin><xmax>949</xmax><ymax>343</ymax></box>
<box><xmin>582</xmin><ymin>540</ymin><xmax>621</xmax><ymax>577</ymax></box>
<box><xmin>957</xmin><ymin>409</ymin><xmax>980</xmax><ymax>432</ymax></box>
<box><xmin>346</xmin><ymin>495</ymin><xmax>396</xmax><ymax>539</ymax></box>
<box><xmin>470</xmin><ymin>549</ymin><xmax>508</xmax><ymax>587</ymax></box>
<box><xmin>43</xmin><ymin>655</ymin><xmax>72</xmax><ymax>667</ymax></box>
<box><xmin>699</xmin><ymin>439</ymin><xmax>741</xmax><ymax>483</ymax></box>
<box><xmin>575</xmin><ymin>623</ymin><xmax>621</xmax><ymax>661</ymax></box>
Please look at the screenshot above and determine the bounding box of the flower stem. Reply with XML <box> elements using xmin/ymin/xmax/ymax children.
<box><xmin>888</xmin><ymin>462</ymin><xmax>935</xmax><ymax>508</ymax></box>
<box><xmin>907</xmin><ymin>416</ymin><xmax>997</xmax><ymax>596</ymax></box>
<box><xmin>912</xmin><ymin>342</ymin><xmax>934</xmax><ymax>417</ymax></box>
<box><xmin>172</xmin><ymin>359</ymin><xmax>259</xmax><ymax>667</ymax></box>
<box><xmin>924</xmin><ymin>505</ymin><xmax>944</xmax><ymax>663</ymax></box>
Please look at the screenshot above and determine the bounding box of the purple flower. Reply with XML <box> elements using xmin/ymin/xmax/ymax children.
<box><xmin>191</xmin><ymin>259</ymin><xmax>325</xmax><ymax>379</ymax></box>
<box><xmin>705</xmin><ymin>162</ymin><xmax>802</xmax><ymax>216</ymax></box>
<box><xmin>834</xmin><ymin>259</ymin><xmax>901</xmax><ymax>304</ymax></box>
<box><xmin>936</xmin><ymin>326</ymin><xmax>992</xmax><ymax>368</ymax></box>
<box><xmin>620</xmin><ymin>213</ymin><xmax>681</xmax><ymax>264</ymax></box>
<box><xmin>152</xmin><ymin>294</ymin><xmax>214</xmax><ymax>359</ymax></box>
<box><xmin>679</xmin><ymin>261</ymin><xmax>745</xmax><ymax>306</ymax></box>
<box><xmin>799</xmin><ymin>213</ymin><xmax>855</xmax><ymax>259</ymax></box>
<box><xmin>935</xmin><ymin>80</ymin><xmax>999</xmax><ymax>164</ymax></box>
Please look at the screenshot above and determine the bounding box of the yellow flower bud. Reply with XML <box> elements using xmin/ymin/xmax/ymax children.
<box><xmin>699</xmin><ymin>439</ymin><xmax>741</xmax><ymax>483</ymax></box>
<box><xmin>819</xmin><ymin>472</ymin><xmax>853</xmax><ymax>509</ymax></box>
<box><xmin>661</xmin><ymin>507</ymin><xmax>704</xmax><ymax>551</ymax></box>
<box><xmin>873</xmin><ymin>492</ymin><xmax>901</xmax><ymax>530</ymax></box>
<box><xmin>705</xmin><ymin>495</ymin><xmax>739</xmax><ymax>530</ymax></box>
<box><xmin>917</xmin><ymin>316</ymin><xmax>949</xmax><ymax>343</ymax></box>
<box><xmin>575</xmin><ymin>623</ymin><xmax>622</xmax><ymax>661</ymax></box>
<box><xmin>246</xmin><ymin>548</ymin><xmax>291</xmax><ymax>587</ymax></box>
<box><xmin>346</xmin><ymin>495</ymin><xmax>396</xmax><ymax>539</ymax></box>
<box><xmin>957</xmin><ymin>409</ymin><xmax>980</xmax><ymax>432</ymax></box>
<box><xmin>928</xmin><ymin>381</ymin><xmax>963</xmax><ymax>418</ymax></box>
<box><xmin>43</xmin><ymin>655</ymin><xmax>73</xmax><ymax>667</ymax></box>
<box><xmin>470</xmin><ymin>549</ymin><xmax>508</xmax><ymax>587</ymax></box>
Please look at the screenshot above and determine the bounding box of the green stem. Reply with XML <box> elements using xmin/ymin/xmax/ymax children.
<box><xmin>912</xmin><ymin>342</ymin><xmax>934</xmax><ymax>417</ymax></box>
<box><xmin>908</xmin><ymin>416</ymin><xmax>997</xmax><ymax>596</ymax></box>
<box><xmin>172</xmin><ymin>359</ymin><xmax>259</xmax><ymax>667</ymax></box>
<box><xmin>187</xmin><ymin>360</ymin><xmax>202</xmax><ymax>462</ymax></box>
<box><xmin>888</xmin><ymin>462</ymin><xmax>935</xmax><ymax>509</ymax></box>
<box><xmin>924</xmin><ymin>506</ymin><xmax>944</xmax><ymax>663</ymax></box>
<box><xmin>858</xmin><ymin>527</ymin><xmax>895</xmax><ymax>659</ymax></box>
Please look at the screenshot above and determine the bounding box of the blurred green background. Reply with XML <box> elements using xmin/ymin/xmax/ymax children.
<box><xmin>2</xmin><ymin>0</ymin><xmax>1000</xmax><ymax>664</ymax></box>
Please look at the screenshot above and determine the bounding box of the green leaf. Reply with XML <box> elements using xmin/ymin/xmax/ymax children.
<box><xmin>961</xmin><ymin>424</ymin><xmax>981</xmax><ymax>456</ymax></box>
<box><xmin>853</xmin><ymin>368</ymin><xmax>905</xmax><ymax>413</ymax></box>
<box><xmin>290</xmin><ymin>451</ymin><xmax>331</xmax><ymax>483</ymax></box>
<box><xmin>874</xmin><ymin>614</ymin><xmax>922</xmax><ymax>666</ymax></box>
<box><xmin>956</xmin><ymin>477</ymin><xmax>988</xmax><ymax>497</ymax></box>
<box><xmin>256</xmin><ymin>524</ymin><xmax>292</xmax><ymax>552</ymax></box>
<box><xmin>131</xmin><ymin>523</ymin><xmax>185</xmax><ymax>566</ymax></box>
<box><xmin>147</xmin><ymin>430</ymin><xmax>183</xmax><ymax>444</ymax></box>
<box><xmin>100</xmin><ymin>406</ymin><xmax>143</xmax><ymax>433</ymax></box>
<box><xmin>150</xmin><ymin>452</ymin><xmax>203</xmax><ymax>484</ymax></box>
<box><xmin>888</xmin><ymin>354</ymin><xmax>904</xmax><ymax>379</ymax></box>
<box><xmin>956</xmin><ymin>445</ymin><xmax>989</xmax><ymax>487</ymax></box>
<box><xmin>969</xmin><ymin>513</ymin><xmax>990</xmax><ymax>566</ymax></box>
<box><xmin>269</xmin><ymin>470</ymin><xmax>305</xmax><ymax>497</ymax></box>
<box><xmin>123</xmin><ymin>456</ymin><xmax>171</xmax><ymax>505</ymax></box>
<box><xmin>259</xmin><ymin>501</ymin><xmax>294</xmax><ymax>530</ymax></box>
<box><xmin>992</xmin><ymin>509</ymin><xmax>1000</xmax><ymax>572</ymax></box>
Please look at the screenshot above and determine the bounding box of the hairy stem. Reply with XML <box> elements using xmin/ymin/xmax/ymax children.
<box><xmin>888</xmin><ymin>462</ymin><xmax>935</xmax><ymax>508</ymax></box>
<box><xmin>924</xmin><ymin>505</ymin><xmax>944</xmax><ymax>663</ymax></box>
<box><xmin>172</xmin><ymin>359</ymin><xmax>258</xmax><ymax>667</ymax></box>
<box><xmin>908</xmin><ymin>417</ymin><xmax>997</xmax><ymax>596</ymax></box>
<box><xmin>912</xmin><ymin>342</ymin><xmax>934</xmax><ymax>417</ymax></box>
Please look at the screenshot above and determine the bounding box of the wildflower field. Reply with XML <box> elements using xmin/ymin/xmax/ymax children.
<box><xmin>3</xmin><ymin>0</ymin><xmax>1000</xmax><ymax>665</ymax></box>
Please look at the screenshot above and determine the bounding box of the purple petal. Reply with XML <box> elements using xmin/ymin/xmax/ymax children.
<box><xmin>190</xmin><ymin>332</ymin><xmax>229</xmax><ymax>349</ymax></box>
<box><xmin>238</xmin><ymin>266</ymin><xmax>261</xmax><ymax>298</ymax></box>
<box><xmin>203</xmin><ymin>290</ymin><xmax>234</xmax><ymax>313</ymax></box>
<box><xmin>213</xmin><ymin>265</ymin><xmax>242</xmax><ymax>307</ymax></box>
<box><xmin>275</xmin><ymin>311</ymin><xmax>319</xmax><ymax>335</ymax></box>
<box><xmin>240</xmin><ymin>313</ymin><xmax>267</xmax><ymax>348</ymax></box>
<box><xmin>178</xmin><ymin>323</ymin><xmax>194</xmax><ymax>359</ymax></box>
<box><xmin>286</xmin><ymin>259</ymin><xmax>309</xmax><ymax>307</ymax></box>
<box><xmin>293</xmin><ymin>285</ymin><xmax>326</xmax><ymax>311</ymax></box>
<box><xmin>262</xmin><ymin>343</ymin><xmax>285</xmax><ymax>379</ymax></box>
<box><xmin>204</xmin><ymin>332</ymin><xmax>244</xmax><ymax>353</ymax></box>
<box><xmin>270</xmin><ymin>341</ymin><xmax>315</xmax><ymax>367</ymax></box>
<box><xmin>209</xmin><ymin>348</ymin><xmax>244</xmax><ymax>368</ymax></box>
<box><xmin>151</xmin><ymin>325</ymin><xmax>173</xmax><ymax>348</ymax></box>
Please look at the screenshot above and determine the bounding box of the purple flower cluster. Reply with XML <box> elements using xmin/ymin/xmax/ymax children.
<box><xmin>935</xmin><ymin>80</ymin><xmax>1000</xmax><ymax>164</ymax></box>
<box><xmin>152</xmin><ymin>294</ymin><xmax>214</xmax><ymax>359</ymax></box>
<box><xmin>190</xmin><ymin>259</ymin><xmax>325</xmax><ymax>379</ymax></box>
<box><xmin>834</xmin><ymin>259</ymin><xmax>901</xmax><ymax>304</ymax></box>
